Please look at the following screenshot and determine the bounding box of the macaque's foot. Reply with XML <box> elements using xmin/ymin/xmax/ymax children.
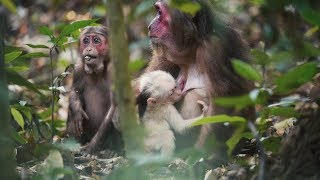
<box><xmin>80</xmin><ymin>144</ymin><xmax>98</xmax><ymax>159</ymax></box>
<box><xmin>79</xmin><ymin>144</ymin><xmax>119</xmax><ymax>160</ymax></box>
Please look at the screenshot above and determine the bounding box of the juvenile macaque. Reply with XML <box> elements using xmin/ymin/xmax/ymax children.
<box><xmin>137</xmin><ymin>70</ymin><xmax>207</xmax><ymax>156</ymax></box>
<box><xmin>66</xmin><ymin>26</ymin><xmax>123</xmax><ymax>154</ymax></box>
<box><xmin>146</xmin><ymin>0</ymin><xmax>254</xmax><ymax>163</ymax></box>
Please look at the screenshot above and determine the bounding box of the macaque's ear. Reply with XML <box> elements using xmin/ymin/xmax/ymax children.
<box><xmin>147</xmin><ymin>98</ymin><xmax>157</xmax><ymax>106</ymax></box>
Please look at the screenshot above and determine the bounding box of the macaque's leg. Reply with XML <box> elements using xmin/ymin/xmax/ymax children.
<box><xmin>144</xmin><ymin>130</ymin><xmax>175</xmax><ymax>156</ymax></box>
<box><xmin>82</xmin><ymin>104</ymin><xmax>124</xmax><ymax>156</ymax></box>
<box><xmin>160</xmin><ymin>131</ymin><xmax>176</xmax><ymax>156</ymax></box>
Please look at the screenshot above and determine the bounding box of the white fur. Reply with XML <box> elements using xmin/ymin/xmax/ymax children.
<box><xmin>139</xmin><ymin>70</ymin><xmax>204</xmax><ymax>156</ymax></box>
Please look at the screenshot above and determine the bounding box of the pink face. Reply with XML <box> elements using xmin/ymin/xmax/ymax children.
<box><xmin>79</xmin><ymin>31</ymin><xmax>109</xmax><ymax>74</ymax></box>
<box><xmin>148</xmin><ymin>1</ymin><xmax>171</xmax><ymax>43</ymax></box>
<box><xmin>79</xmin><ymin>33</ymin><xmax>109</xmax><ymax>58</ymax></box>
<box><xmin>148</xmin><ymin>0</ymin><xmax>197</xmax><ymax>65</ymax></box>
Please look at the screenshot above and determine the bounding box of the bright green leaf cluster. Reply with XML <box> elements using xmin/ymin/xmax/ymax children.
<box><xmin>129</xmin><ymin>59</ymin><xmax>147</xmax><ymax>74</ymax></box>
<box><xmin>191</xmin><ymin>115</ymin><xmax>247</xmax><ymax>126</ymax></box>
<box><xmin>169</xmin><ymin>0</ymin><xmax>201</xmax><ymax>16</ymax></box>
<box><xmin>10</xmin><ymin>107</ymin><xmax>24</xmax><ymax>129</ymax></box>
<box><xmin>38</xmin><ymin>19</ymin><xmax>99</xmax><ymax>47</ymax></box>
<box><xmin>232</xmin><ymin>59</ymin><xmax>263</xmax><ymax>83</ymax></box>
<box><xmin>274</xmin><ymin>62</ymin><xmax>318</xmax><ymax>94</ymax></box>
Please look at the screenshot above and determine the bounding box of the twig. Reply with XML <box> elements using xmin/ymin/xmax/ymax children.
<box><xmin>247</xmin><ymin>121</ymin><xmax>266</xmax><ymax>180</ymax></box>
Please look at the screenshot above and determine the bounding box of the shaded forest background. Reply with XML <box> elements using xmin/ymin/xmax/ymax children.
<box><xmin>0</xmin><ymin>0</ymin><xmax>319</xmax><ymax>179</ymax></box>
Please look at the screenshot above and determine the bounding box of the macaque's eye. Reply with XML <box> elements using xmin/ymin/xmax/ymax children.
<box><xmin>169</xmin><ymin>89</ymin><xmax>174</xmax><ymax>95</ymax></box>
<box><xmin>93</xmin><ymin>37</ymin><xmax>101</xmax><ymax>44</ymax></box>
<box><xmin>83</xmin><ymin>37</ymin><xmax>90</xmax><ymax>45</ymax></box>
<box><xmin>154</xmin><ymin>4</ymin><xmax>162</xmax><ymax>16</ymax></box>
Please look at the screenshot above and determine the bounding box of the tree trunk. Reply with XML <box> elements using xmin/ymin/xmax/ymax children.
<box><xmin>0</xmin><ymin>9</ymin><xmax>17</xmax><ymax>179</ymax></box>
<box><xmin>268</xmin><ymin>108</ymin><xmax>320</xmax><ymax>179</ymax></box>
<box><xmin>107</xmin><ymin>0</ymin><xmax>143</xmax><ymax>157</ymax></box>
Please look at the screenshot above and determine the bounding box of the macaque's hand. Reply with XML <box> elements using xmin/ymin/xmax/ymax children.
<box><xmin>69</xmin><ymin>109</ymin><xmax>89</xmax><ymax>137</ymax></box>
<box><xmin>197</xmin><ymin>100</ymin><xmax>208</xmax><ymax>115</ymax></box>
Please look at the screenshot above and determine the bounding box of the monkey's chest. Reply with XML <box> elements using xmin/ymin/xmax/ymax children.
<box><xmin>177</xmin><ymin>64</ymin><xmax>210</xmax><ymax>93</ymax></box>
<box><xmin>143</xmin><ymin>110</ymin><xmax>171</xmax><ymax>135</ymax></box>
<box><xmin>83</xmin><ymin>85</ymin><xmax>110</xmax><ymax>128</ymax></box>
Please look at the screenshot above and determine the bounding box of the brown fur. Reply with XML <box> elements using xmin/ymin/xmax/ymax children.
<box><xmin>146</xmin><ymin>0</ymin><xmax>254</xmax><ymax>165</ymax></box>
<box><xmin>66</xmin><ymin>26</ymin><xmax>123</xmax><ymax>154</ymax></box>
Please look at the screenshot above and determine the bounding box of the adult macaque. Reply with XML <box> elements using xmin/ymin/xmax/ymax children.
<box><xmin>146</xmin><ymin>0</ymin><xmax>253</xmax><ymax>163</ymax></box>
<box><xmin>137</xmin><ymin>71</ymin><xmax>208</xmax><ymax>156</ymax></box>
<box><xmin>66</xmin><ymin>26</ymin><xmax>123</xmax><ymax>154</ymax></box>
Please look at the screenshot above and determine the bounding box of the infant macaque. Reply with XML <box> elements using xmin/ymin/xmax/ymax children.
<box><xmin>136</xmin><ymin>70</ymin><xmax>207</xmax><ymax>156</ymax></box>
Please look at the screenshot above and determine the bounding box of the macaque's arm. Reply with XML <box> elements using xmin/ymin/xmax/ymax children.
<box><xmin>67</xmin><ymin>89</ymin><xmax>89</xmax><ymax>137</ymax></box>
<box><xmin>167</xmin><ymin>100</ymin><xmax>207</xmax><ymax>134</ymax></box>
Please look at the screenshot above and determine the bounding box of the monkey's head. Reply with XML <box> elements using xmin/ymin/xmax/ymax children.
<box><xmin>137</xmin><ymin>70</ymin><xmax>182</xmax><ymax>117</ymax></box>
<box><xmin>79</xmin><ymin>26</ymin><xmax>110</xmax><ymax>74</ymax></box>
<box><xmin>148</xmin><ymin>0</ymin><xmax>213</xmax><ymax>64</ymax></box>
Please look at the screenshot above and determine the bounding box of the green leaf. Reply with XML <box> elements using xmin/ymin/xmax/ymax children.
<box><xmin>52</xmin><ymin>119</ymin><xmax>66</xmax><ymax>128</ymax></box>
<box><xmin>232</xmin><ymin>59</ymin><xmax>263</xmax><ymax>83</ymax></box>
<box><xmin>39</xmin><ymin>26</ymin><xmax>54</xmax><ymax>36</ymax></box>
<box><xmin>305</xmin><ymin>26</ymin><xmax>319</xmax><ymax>38</ymax></box>
<box><xmin>250</xmin><ymin>49</ymin><xmax>270</xmax><ymax>65</ymax></box>
<box><xmin>7</xmin><ymin>70</ymin><xmax>43</xmax><ymax>95</ymax></box>
<box><xmin>301</xmin><ymin>42</ymin><xmax>320</xmax><ymax>57</ymax></box>
<box><xmin>178</xmin><ymin>2</ymin><xmax>201</xmax><ymax>16</ymax></box>
<box><xmin>261</xmin><ymin>106</ymin><xmax>299</xmax><ymax>120</ymax></box>
<box><xmin>19</xmin><ymin>52</ymin><xmax>49</xmax><ymax>59</ymax></box>
<box><xmin>11</xmin><ymin>104</ymin><xmax>32</xmax><ymax>121</ymax></box>
<box><xmin>5</xmin><ymin>51</ymin><xmax>22</xmax><ymax>64</ymax></box>
<box><xmin>11</xmin><ymin>108</ymin><xmax>24</xmax><ymax>129</ymax></box>
<box><xmin>129</xmin><ymin>59</ymin><xmax>147</xmax><ymax>74</ymax></box>
<box><xmin>0</xmin><ymin>0</ymin><xmax>16</xmax><ymax>13</ymax></box>
<box><xmin>170</xmin><ymin>0</ymin><xmax>201</xmax><ymax>16</ymax></box>
<box><xmin>39</xmin><ymin>105</ymin><xmax>59</xmax><ymax>120</ymax></box>
<box><xmin>11</xmin><ymin>131</ymin><xmax>27</xmax><ymax>144</ymax></box>
<box><xmin>227</xmin><ymin>130</ymin><xmax>253</xmax><ymax>155</ymax></box>
<box><xmin>26</xmin><ymin>44</ymin><xmax>49</xmax><ymax>49</ymax></box>
<box><xmin>270</xmin><ymin>107</ymin><xmax>299</xmax><ymax>118</ymax></box>
<box><xmin>57</xmin><ymin>19</ymin><xmax>98</xmax><ymax>43</ymax></box>
<box><xmin>4</xmin><ymin>46</ymin><xmax>22</xmax><ymax>53</ymax></box>
<box><xmin>191</xmin><ymin>115</ymin><xmax>246</xmax><ymax>126</ymax></box>
<box><xmin>214</xmin><ymin>95</ymin><xmax>253</xmax><ymax>110</ymax></box>
<box><xmin>274</xmin><ymin>62</ymin><xmax>318</xmax><ymax>94</ymax></box>
<box><xmin>250</xmin><ymin>0</ymin><xmax>265</xmax><ymax>6</ymax></box>
<box><xmin>271</xmin><ymin>51</ymin><xmax>294</xmax><ymax>63</ymax></box>
<box><xmin>299</xmin><ymin>7</ymin><xmax>320</xmax><ymax>26</ymax></box>
<box><xmin>6</xmin><ymin>66</ymin><xmax>29</xmax><ymax>72</ymax></box>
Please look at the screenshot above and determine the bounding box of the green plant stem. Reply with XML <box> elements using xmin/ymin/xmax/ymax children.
<box><xmin>248</xmin><ymin>121</ymin><xmax>266</xmax><ymax>180</ymax></box>
<box><xmin>50</xmin><ymin>47</ymin><xmax>55</xmax><ymax>141</ymax></box>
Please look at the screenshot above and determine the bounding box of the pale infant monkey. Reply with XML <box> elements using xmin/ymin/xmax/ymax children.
<box><xmin>136</xmin><ymin>70</ymin><xmax>208</xmax><ymax>156</ymax></box>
